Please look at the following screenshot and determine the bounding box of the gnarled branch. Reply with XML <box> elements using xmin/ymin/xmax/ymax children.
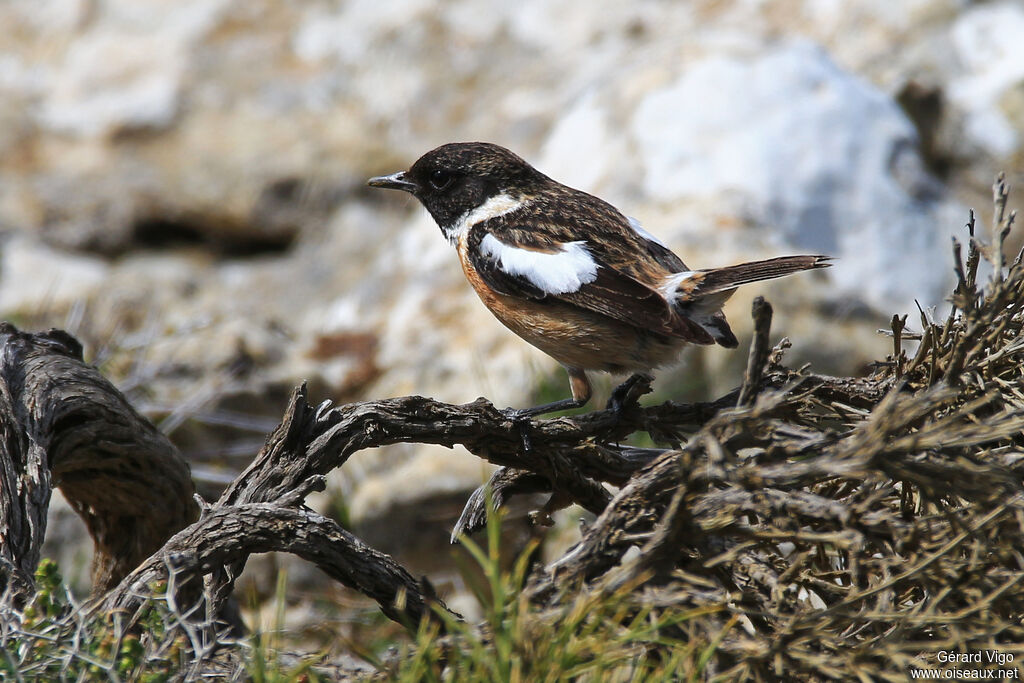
<box><xmin>0</xmin><ymin>323</ymin><xmax>197</xmax><ymax>597</ymax></box>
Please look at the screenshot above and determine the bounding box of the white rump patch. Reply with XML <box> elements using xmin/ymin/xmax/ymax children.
<box><xmin>443</xmin><ymin>193</ymin><xmax>526</xmax><ymax>244</ymax></box>
<box><xmin>659</xmin><ymin>270</ymin><xmax>698</xmax><ymax>299</ymax></box>
<box><xmin>479</xmin><ymin>234</ymin><xmax>599</xmax><ymax>295</ymax></box>
<box><xmin>627</xmin><ymin>216</ymin><xmax>670</xmax><ymax>249</ymax></box>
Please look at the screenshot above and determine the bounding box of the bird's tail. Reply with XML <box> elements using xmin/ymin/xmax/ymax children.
<box><xmin>675</xmin><ymin>255</ymin><xmax>832</xmax><ymax>302</ymax></box>
<box><xmin>668</xmin><ymin>255</ymin><xmax>831</xmax><ymax>348</ymax></box>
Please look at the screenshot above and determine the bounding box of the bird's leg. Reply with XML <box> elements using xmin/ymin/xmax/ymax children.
<box><xmin>606</xmin><ymin>372</ymin><xmax>654</xmax><ymax>415</ymax></box>
<box><xmin>501</xmin><ymin>366</ymin><xmax>592</xmax><ymax>419</ymax></box>
<box><xmin>501</xmin><ymin>367</ymin><xmax>591</xmax><ymax>451</ymax></box>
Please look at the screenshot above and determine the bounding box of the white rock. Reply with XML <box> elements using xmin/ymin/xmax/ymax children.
<box><xmin>625</xmin><ymin>40</ymin><xmax>960</xmax><ymax>310</ymax></box>
<box><xmin>0</xmin><ymin>54</ymin><xmax>50</xmax><ymax>97</ymax></box>
<box><xmin>0</xmin><ymin>237</ymin><xmax>109</xmax><ymax>313</ymax></box>
<box><xmin>538</xmin><ymin>92</ymin><xmax>622</xmax><ymax>192</ymax></box>
<box><xmin>292</xmin><ymin>0</ymin><xmax>433</xmax><ymax>66</ymax></box>
<box><xmin>949</xmin><ymin>1</ymin><xmax>1024</xmax><ymax>157</ymax></box>
<box><xmin>99</xmin><ymin>0</ymin><xmax>229</xmax><ymax>41</ymax></box>
<box><xmin>9</xmin><ymin>0</ymin><xmax>90</xmax><ymax>34</ymax></box>
<box><xmin>42</xmin><ymin>31</ymin><xmax>184</xmax><ymax>136</ymax></box>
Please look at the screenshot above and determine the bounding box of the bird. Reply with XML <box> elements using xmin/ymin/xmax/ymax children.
<box><xmin>368</xmin><ymin>142</ymin><xmax>830</xmax><ymax>418</ymax></box>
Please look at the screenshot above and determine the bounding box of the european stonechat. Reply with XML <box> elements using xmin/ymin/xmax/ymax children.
<box><xmin>369</xmin><ymin>142</ymin><xmax>830</xmax><ymax>416</ymax></box>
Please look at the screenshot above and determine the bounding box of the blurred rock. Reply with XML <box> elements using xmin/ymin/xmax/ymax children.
<box><xmin>542</xmin><ymin>40</ymin><xmax>962</xmax><ymax>313</ymax></box>
<box><xmin>948</xmin><ymin>1</ymin><xmax>1024</xmax><ymax>160</ymax></box>
<box><xmin>43</xmin><ymin>31</ymin><xmax>184</xmax><ymax>137</ymax></box>
<box><xmin>0</xmin><ymin>237</ymin><xmax>108</xmax><ymax>313</ymax></box>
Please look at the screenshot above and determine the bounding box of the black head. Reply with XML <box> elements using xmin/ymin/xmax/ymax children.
<box><xmin>368</xmin><ymin>142</ymin><xmax>546</xmax><ymax>230</ymax></box>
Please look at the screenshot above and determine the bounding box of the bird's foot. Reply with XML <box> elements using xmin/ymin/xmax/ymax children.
<box><xmin>500</xmin><ymin>406</ymin><xmax>536</xmax><ymax>452</ymax></box>
<box><xmin>606</xmin><ymin>373</ymin><xmax>654</xmax><ymax>415</ymax></box>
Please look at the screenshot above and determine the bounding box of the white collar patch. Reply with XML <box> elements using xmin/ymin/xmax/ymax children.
<box><xmin>443</xmin><ymin>194</ymin><xmax>526</xmax><ymax>244</ymax></box>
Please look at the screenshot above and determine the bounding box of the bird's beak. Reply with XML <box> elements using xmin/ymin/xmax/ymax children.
<box><xmin>367</xmin><ymin>171</ymin><xmax>417</xmax><ymax>193</ymax></box>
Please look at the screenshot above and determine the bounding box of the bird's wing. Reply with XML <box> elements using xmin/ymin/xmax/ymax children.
<box><xmin>466</xmin><ymin>226</ymin><xmax>714</xmax><ymax>343</ymax></box>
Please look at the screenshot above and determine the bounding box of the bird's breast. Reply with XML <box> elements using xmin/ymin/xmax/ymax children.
<box><xmin>454</xmin><ymin>234</ymin><xmax>684</xmax><ymax>372</ymax></box>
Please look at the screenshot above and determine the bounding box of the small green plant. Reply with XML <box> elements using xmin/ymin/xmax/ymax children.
<box><xmin>379</xmin><ymin>493</ymin><xmax>729</xmax><ymax>682</ymax></box>
<box><xmin>0</xmin><ymin>559</ymin><xmax>183</xmax><ymax>681</ymax></box>
<box><xmin>245</xmin><ymin>569</ymin><xmax>324</xmax><ymax>683</ymax></box>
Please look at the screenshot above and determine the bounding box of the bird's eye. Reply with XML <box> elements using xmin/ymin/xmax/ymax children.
<box><xmin>428</xmin><ymin>169</ymin><xmax>455</xmax><ymax>191</ymax></box>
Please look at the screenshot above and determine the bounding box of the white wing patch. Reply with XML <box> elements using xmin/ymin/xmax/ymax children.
<box><xmin>444</xmin><ymin>193</ymin><xmax>526</xmax><ymax>244</ymax></box>
<box><xmin>627</xmin><ymin>216</ymin><xmax>670</xmax><ymax>249</ymax></box>
<box><xmin>479</xmin><ymin>233</ymin><xmax>599</xmax><ymax>295</ymax></box>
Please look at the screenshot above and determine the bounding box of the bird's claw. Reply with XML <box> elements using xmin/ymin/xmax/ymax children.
<box><xmin>500</xmin><ymin>406</ymin><xmax>535</xmax><ymax>452</ymax></box>
<box><xmin>606</xmin><ymin>373</ymin><xmax>654</xmax><ymax>415</ymax></box>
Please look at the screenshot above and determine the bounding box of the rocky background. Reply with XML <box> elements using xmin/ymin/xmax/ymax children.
<box><xmin>3</xmin><ymin>0</ymin><xmax>1022</xmax><ymax>634</ymax></box>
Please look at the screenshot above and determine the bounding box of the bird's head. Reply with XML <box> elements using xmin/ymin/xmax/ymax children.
<box><xmin>368</xmin><ymin>142</ymin><xmax>545</xmax><ymax>235</ymax></box>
